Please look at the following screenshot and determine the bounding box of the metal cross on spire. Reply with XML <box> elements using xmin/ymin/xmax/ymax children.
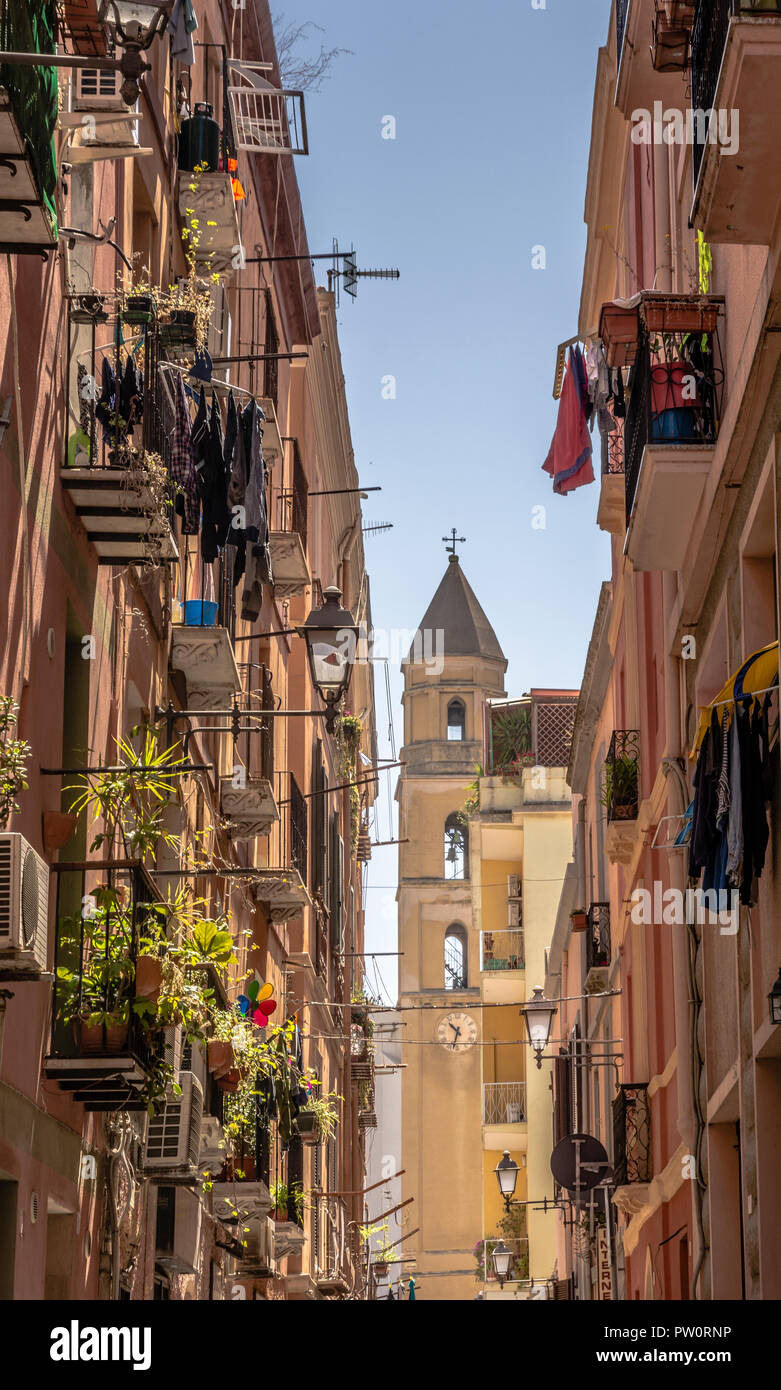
<box><xmin>443</xmin><ymin>528</ymin><xmax>466</xmax><ymax>558</ymax></box>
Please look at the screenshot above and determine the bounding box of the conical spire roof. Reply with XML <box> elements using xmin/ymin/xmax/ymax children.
<box><xmin>408</xmin><ymin>556</ymin><xmax>506</xmax><ymax>663</ymax></box>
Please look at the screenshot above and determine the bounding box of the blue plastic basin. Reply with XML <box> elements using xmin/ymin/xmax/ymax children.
<box><xmin>183</xmin><ymin>599</ymin><xmax>219</xmax><ymax>626</ymax></box>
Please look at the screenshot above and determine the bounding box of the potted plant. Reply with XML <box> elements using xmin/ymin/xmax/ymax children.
<box><xmin>570</xmin><ymin>908</ymin><xmax>588</xmax><ymax>932</ymax></box>
<box><xmin>270</xmin><ymin>1180</ymin><xmax>304</xmax><ymax>1225</ymax></box>
<box><xmin>599</xmin><ymin>300</ymin><xmax>640</xmax><ymax>368</ymax></box>
<box><xmin>642</xmin><ymin>295</ymin><xmax>719</xmax><ymax>335</ymax></box>
<box><xmin>0</xmin><ymin>696</ymin><xmax>30</xmax><ymax>829</ymax></box>
<box><xmin>601</xmin><ymin>756</ymin><xmax>639</xmax><ymax>820</ymax></box>
<box><xmin>296</xmin><ymin>1088</ymin><xmax>342</xmax><ymax>1144</ymax></box>
<box><xmin>123</xmin><ymin>294</ymin><xmax>155</xmax><ymax>325</ymax></box>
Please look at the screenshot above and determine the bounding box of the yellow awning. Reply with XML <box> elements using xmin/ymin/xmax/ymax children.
<box><xmin>689</xmin><ymin>641</ymin><xmax>778</xmax><ymax>759</ymax></box>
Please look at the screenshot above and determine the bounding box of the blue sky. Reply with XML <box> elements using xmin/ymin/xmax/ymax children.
<box><xmin>277</xmin><ymin>0</ymin><xmax>613</xmax><ymax>999</ymax></box>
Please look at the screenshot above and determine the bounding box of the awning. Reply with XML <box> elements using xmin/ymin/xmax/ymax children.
<box><xmin>689</xmin><ymin>640</ymin><xmax>778</xmax><ymax>758</ymax></box>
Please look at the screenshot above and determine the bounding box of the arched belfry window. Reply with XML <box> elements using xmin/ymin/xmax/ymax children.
<box><xmin>444</xmin><ymin>924</ymin><xmax>468</xmax><ymax>990</ymax></box>
<box><xmin>447</xmin><ymin>699</ymin><xmax>466</xmax><ymax>742</ymax></box>
<box><xmin>444</xmin><ymin>813</ymin><xmax>468</xmax><ymax>880</ymax></box>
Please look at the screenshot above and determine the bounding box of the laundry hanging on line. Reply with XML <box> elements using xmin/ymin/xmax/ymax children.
<box><xmin>542</xmin><ymin>345</ymin><xmax>595</xmax><ymax>495</ymax></box>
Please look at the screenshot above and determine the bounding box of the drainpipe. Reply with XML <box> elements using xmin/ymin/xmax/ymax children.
<box><xmin>661</xmin><ymin>572</ymin><xmax>706</xmax><ymax>1298</ymax></box>
<box><xmin>653</xmin><ymin>138</ymin><xmax>672</xmax><ymax>294</ymax></box>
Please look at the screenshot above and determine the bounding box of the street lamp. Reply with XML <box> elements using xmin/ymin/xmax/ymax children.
<box><xmin>298</xmin><ymin>587</ymin><xmax>359</xmax><ymax>733</ymax></box>
<box><xmin>494</xmin><ymin>1150</ymin><xmax>519</xmax><ymax>1211</ymax></box>
<box><xmin>491</xmin><ymin>1239</ymin><xmax>513</xmax><ymax>1289</ymax></box>
<box><xmin>521</xmin><ymin>987</ymin><xmax>557</xmax><ymax>1069</ymax></box>
<box><xmin>769</xmin><ymin>968</ymin><xmax>781</xmax><ymax>1026</ymax></box>
<box><xmin>98</xmin><ymin>1</ymin><xmax>174</xmax><ymax>103</ymax></box>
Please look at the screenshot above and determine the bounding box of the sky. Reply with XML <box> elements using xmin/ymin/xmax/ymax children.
<box><xmin>276</xmin><ymin>0</ymin><xmax>614</xmax><ymax>999</ymax></box>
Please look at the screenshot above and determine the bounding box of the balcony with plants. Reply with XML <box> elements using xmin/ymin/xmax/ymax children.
<box><xmin>602</xmin><ymin>729</ymin><xmax>641</xmax><ymax>865</ymax></box>
<box><xmin>476</xmin><ymin>694</ymin><xmax>577</xmax><ymax>815</ymax></box>
<box><xmin>601</xmin><ymin>293</ymin><xmax>725</xmax><ymax>571</ymax></box>
<box><xmin>690</xmin><ymin>0</ymin><xmax>781</xmax><ymax>244</ymax></box>
<box><xmin>176</xmin><ymin>53</ymin><xmax>245</xmax><ymax>280</ymax></box>
<box><xmin>62</xmin><ymin>293</ymin><xmax>180</xmax><ymax>566</ymax></box>
<box><xmin>614</xmin><ymin>0</ymin><xmax>688</xmax><ymax>116</ymax></box>
<box><xmin>0</xmin><ymin>0</ymin><xmax>59</xmax><ymax>254</ymax></box>
<box><xmin>612</xmin><ymin>1083</ymin><xmax>652</xmax><ymax>1219</ymax></box>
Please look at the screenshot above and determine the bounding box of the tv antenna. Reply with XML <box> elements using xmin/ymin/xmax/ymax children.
<box><xmin>329</xmin><ymin>239</ymin><xmax>400</xmax><ymax>305</ymax></box>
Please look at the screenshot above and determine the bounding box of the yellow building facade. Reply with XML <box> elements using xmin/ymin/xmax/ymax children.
<box><xmin>398</xmin><ymin>556</ymin><xmax>576</xmax><ymax>1300</ymax></box>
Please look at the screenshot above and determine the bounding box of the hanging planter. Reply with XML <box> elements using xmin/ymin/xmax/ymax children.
<box><xmin>642</xmin><ymin>296</ymin><xmax>720</xmax><ymax>335</ymax></box>
<box><xmin>295</xmin><ymin>1110</ymin><xmax>320</xmax><ymax>1144</ymax></box>
<box><xmin>599</xmin><ymin>301</ymin><xmax>640</xmax><ymax>368</ymax></box>
<box><xmin>123</xmin><ymin>295</ymin><xmax>156</xmax><ymax>325</ymax></box>
<box><xmin>570</xmin><ymin>909</ymin><xmax>588</xmax><ymax>933</ymax></box>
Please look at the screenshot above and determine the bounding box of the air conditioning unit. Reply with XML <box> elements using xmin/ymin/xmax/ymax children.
<box><xmin>199</xmin><ymin>1116</ymin><xmax>227</xmax><ymax>1175</ymax></box>
<box><xmin>155</xmin><ymin>1186</ymin><xmax>203</xmax><ymax>1276</ymax></box>
<box><xmin>143</xmin><ymin>1073</ymin><xmax>203</xmax><ymax>1177</ymax></box>
<box><xmin>507</xmin><ymin>874</ymin><xmax>521</xmax><ymax>900</ymax></box>
<box><xmin>163</xmin><ymin>1025</ymin><xmax>183</xmax><ymax>1073</ymax></box>
<box><xmin>0</xmin><ymin>833</ymin><xmax>49</xmax><ymax>977</ymax></box>
<box><xmin>507</xmin><ymin>900</ymin><xmax>522</xmax><ymax>929</ymax></box>
<box><xmin>74</xmin><ymin>67</ymin><xmax>127</xmax><ymax>112</ymax></box>
<box><xmin>237</xmin><ymin>1215</ymin><xmax>275</xmax><ymax>1275</ymax></box>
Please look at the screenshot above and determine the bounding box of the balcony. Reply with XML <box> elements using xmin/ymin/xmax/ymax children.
<box><xmin>220</xmin><ymin>777</ymin><xmax>278</xmax><ymax>839</ymax></box>
<box><xmin>585</xmin><ymin>902</ymin><xmax>611</xmax><ymax>993</ymax></box>
<box><xmin>312</xmin><ymin>1195</ymin><xmax>351</xmax><ymax>1297</ymax></box>
<box><xmin>691</xmin><ymin>0</ymin><xmax>781</xmax><ymax>243</ymax></box>
<box><xmin>483</xmin><ymin>1082</ymin><xmax>527</xmax><ymax>1150</ymax></box>
<box><xmin>622</xmin><ymin>297</ymin><xmax>724</xmax><ymax>571</ymax></box>
<box><xmin>170</xmin><ymin>624</ymin><xmax>242</xmax><ymax>712</ymax></box>
<box><xmin>652</xmin><ymin>1</ymin><xmax>695</xmax><ymax>72</ymax></box>
<box><xmin>597</xmin><ymin>410</ymin><xmax>626</xmax><ymax>537</ymax></box>
<box><xmin>211</xmin><ymin>1180</ymin><xmax>273</xmax><ymax>1224</ymax></box>
<box><xmin>480</xmin><ymin>929</ymin><xmax>525</xmax><ymax>1004</ymax></box>
<box><xmin>269</xmin><ymin>463</ymin><xmax>310</xmax><ymax>597</ymax></box>
<box><xmin>604</xmin><ymin>729</ymin><xmax>641</xmax><ymax>864</ymax></box>
<box><xmin>0</xmin><ymin>1</ymin><xmax>59</xmax><ymax>255</ymax></box>
<box><xmin>613</xmin><ymin>1083</ymin><xmax>652</xmax><ymax>1219</ymax></box>
<box><xmin>615</xmin><ymin>0</ymin><xmax>686</xmax><ymax>115</ymax></box>
<box><xmin>44</xmin><ymin>861</ymin><xmax>166</xmax><ymax>1110</ymax></box>
<box><xmin>484</xmin><ymin>695</ymin><xmax>577</xmax><ymax>777</ymax></box>
<box><xmin>273</xmin><ymin>1220</ymin><xmax>307</xmax><ymax>1261</ymax></box>
<box><xmin>228</xmin><ymin>65</ymin><xmax>309</xmax><ymax>156</ymax></box>
<box><xmin>61</xmin><ymin>296</ymin><xmax>179</xmax><ymax>565</ymax></box>
<box><xmin>254</xmin><ymin>774</ymin><xmax>312</xmax><ymax>923</ymax></box>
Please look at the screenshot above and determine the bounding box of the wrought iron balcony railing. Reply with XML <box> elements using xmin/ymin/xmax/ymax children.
<box><xmin>480</xmin><ymin>929</ymin><xmax>525</xmax><ymax>972</ymax></box>
<box><xmin>483</xmin><ymin>1081</ymin><xmax>527</xmax><ymax>1125</ymax></box>
<box><xmin>604</xmin><ymin>729</ymin><xmax>640</xmax><ymax>823</ymax></box>
<box><xmin>616</xmin><ymin>0</ymin><xmax>630</xmax><ymax>71</ymax></box>
<box><xmin>624</xmin><ymin>316</ymin><xmax>724</xmax><ymax>523</ymax></box>
<box><xmin>586</xmin><ymin>902</ymin><xmax>611</xmax><ymax>973</ymax></box>
<box><xmin>46</xmin><ymin>860</ymin><xmax>165</xmax><ymax>1106</ymax></box>
<box><xmin>613</xmin><ymin>1083</ymin><xmax>652</xmax><ymax>1185</ymax></box>
<box><xmin>691</xmin><ymin>1</ymin><xmax>781</xmax><ymax>188</ymax></box>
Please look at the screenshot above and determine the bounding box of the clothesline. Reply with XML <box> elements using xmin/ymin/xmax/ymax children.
<box><xmin>158</xmin><ymin>358</ymin><xmax>263</xmax><ymax>404</ymax></box>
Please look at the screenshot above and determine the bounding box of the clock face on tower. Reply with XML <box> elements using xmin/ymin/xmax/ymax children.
<box><xmin>436</xmin><ymin>1010</ymin><xmax>478</xmax><ymax>1052</ymax></box>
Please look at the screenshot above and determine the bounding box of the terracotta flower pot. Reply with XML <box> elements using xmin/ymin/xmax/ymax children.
<box><xmin>570</xmin><ymin>912</ymin><xmax>588</xmax><ymax>932</ymax></box>
<box><xmin>76</xmin><ymin>1018</ymin><xmax>129</xmax><ymax>1055</ymax></box>
<box><xmin>42</xmin><ymin>811</ymin><xmax>78</xmax><ymax>854</ymax></box>
<box><xmin>207</xmin><ymin>1039</ymin><xmax>232</xmax><ymax>1075</ymax></box>
<box><xmin>135</xmin><ymin>956</ymin><xmax>163</xmax><ymax>1007</ymax></box>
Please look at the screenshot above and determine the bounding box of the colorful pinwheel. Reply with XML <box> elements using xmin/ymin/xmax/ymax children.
<box><xmin>238</xmin><ymin>978</ymin><xmax>277</xmax><ymax>1025</ymax></box>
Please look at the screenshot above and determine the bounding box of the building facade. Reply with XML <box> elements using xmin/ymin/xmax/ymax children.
<box><xmin>0</xmin><ymin>0</ymin><xmax>378</xmax><ymax>1301</ymax></box>
<box><xmin>544</xmin><ymin>0</ymin><xmax>781</xmax><ymax>1302</ymax></box>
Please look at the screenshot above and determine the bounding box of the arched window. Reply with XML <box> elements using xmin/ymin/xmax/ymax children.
<box><xmin>447</xmin><ymin>699</ymin><xmax>466</xmax><ymax>742</ymax></box>
<box><xmin>444</xmin><ymin>813</ymin><xmax>468</xmax><ymax>880</ymax></box>
<box><xmin>444</xmin><ymin>924</ymin><xmax>468</xmax><ymax>990</ymax></box>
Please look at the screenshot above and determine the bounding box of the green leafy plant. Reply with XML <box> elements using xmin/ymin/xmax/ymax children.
<box><xmin>65</xmin><ymin>731</ymin><xmax>188</xmax><ymax>865</ymax></box>
<box><xmin>458</xmin><ymin>763</ymin><xmax>483</xmax><ymax>825</ymax></box>
<box><xmin>298</xmin><ymin>1087</ymin><xmax>342</xmax><ymax>1143</ymax></box>
<box><xmin>600</xmin><ymin>755</ymin><xmax>639</xmax><ymax>819</ymax></box>
<box><xmin>0</xmin><ymin>696</ymin><xmax>30</xmax><ymax>829</ymax></box>
<box><xmin>491</xmin><ymin>704</ymin><xmax>532</xmax><ymax>772</ymax></box>
<box><xmin>270</xmin><ymin>1180</ymin><xmax>305</xmax><ymax>1224</ymax></box>
<box><xmin>336</xmin><ymin>713</ymin><xmax>363</xmax><ymax>852</ymax></box>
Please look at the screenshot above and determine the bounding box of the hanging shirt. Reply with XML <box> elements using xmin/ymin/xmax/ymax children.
<box><xmin>171</xmin><ymin>373</ymin><xmax>200</xmax><ymax>534</ymax></box>
<box><xmin>542</xmin><ymin>346</ymin><xmax>595</xmax><ymax>495</ymax></box>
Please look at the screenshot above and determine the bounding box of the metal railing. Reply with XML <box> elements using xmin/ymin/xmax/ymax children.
<box><xmin>50</xmin><ymin>860</ymin><xmax>162</xmax><ymax>1067</ymax></box>
<box><xmin>604</xmin><ymin>729</ymin><xmax>640</xmax><ymax>823</ymax></box>
<box><xmin>613</xmin><ymin>1083</ymin><xmax>652</xmax><ymax>1185</ymax></box>
<box><xmin>624</xmin><ymin>321</ymin><xmax>724</xmax><ymax>522</ymax></box>
<box><xmin>586</xmin><ymin>902</ymin><xmax>611</xmax><ymax>973</ymax></box>
<box><xmin>483</xmin><ymin>1081</ymin><xmax>527</xmax><ymax>1125</ymax></box>
<box><xmin>313</xmin><ymin>1194</ymin><xmax>349</xmax><ymax>1285</ymax></box>
<box><xmin>480</xmin><ymin>929</ymin><xmax>525</xmax><ymax>972</ymax></box>
<box><xmin>691</xmin><ymin>1</ymin><xmax>781</xmax><ymax>187</ymax></box>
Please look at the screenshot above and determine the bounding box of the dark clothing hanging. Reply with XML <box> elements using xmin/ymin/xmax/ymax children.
<box><xmin>95</xmin><ymin>356</ymin><xmax>116</xmax><ymax>444</ymax></box>
<box><xmin>239</xmin><ymin>400</ymin><xmax>273</xmax><ymax>621</ymax></box>
<box><xmin>689</xmin><ymin>710</ymin><xmax>720</xmax><ymax>880</ymax></box>
<box><xmin>171</xmin><ymin>372</ymin><xmax>200</xmax><ymax>533</ymax></box>
<box><xmin>196</xmin><ymin>392</ymin><xmax>231</xmax><ymax>565</ymax></box>
<box><xmin>119</xmin><ymin>353</ymin><xmax>143</xmax><ymax>437</ymax></box>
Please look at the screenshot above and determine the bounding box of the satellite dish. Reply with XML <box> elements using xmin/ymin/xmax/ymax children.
<box><xmin>550</xmin><ymin>1133</ymin><xmax>610</xmax><ymax>1193</ymax></box>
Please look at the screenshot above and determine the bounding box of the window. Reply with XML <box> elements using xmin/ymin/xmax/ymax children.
<box><xmin>444</xmin><ymin>924</ymin><xmax>468</xmax><ymax>990</ymax></box>
<box><xmin>447</xmin><ymin>699</ymin><xmax>466</xmax><ymax>741</ymax></box>
<box><xmin>444</xmin><ymin>813</ymin><xmax>468</xmax><ymax>879</ymax></box>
